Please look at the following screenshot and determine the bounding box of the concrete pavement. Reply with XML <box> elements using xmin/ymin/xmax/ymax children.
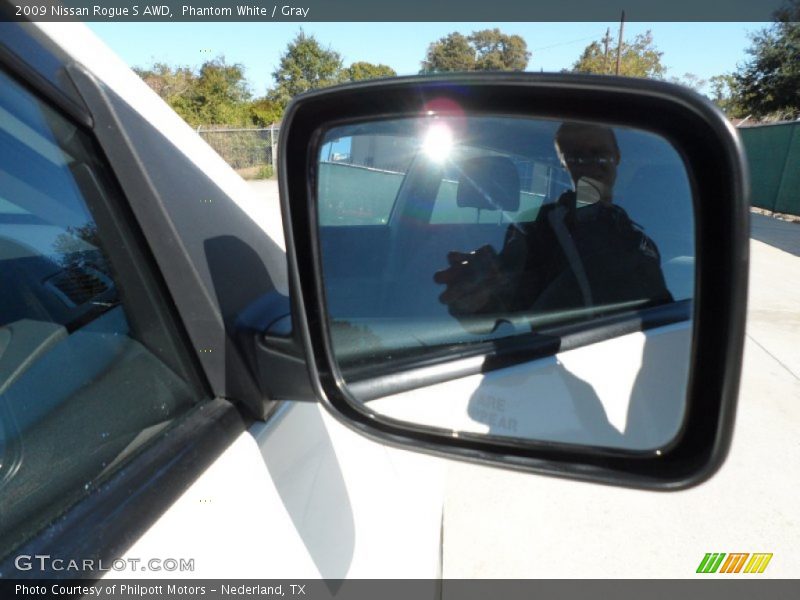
<box><xmin>748</xmin><ymin>214</ymin><xmax>800</xmax><ymax>379</ymax></box>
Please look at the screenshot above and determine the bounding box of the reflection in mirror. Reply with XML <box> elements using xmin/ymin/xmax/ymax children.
<box><xmin>316</xmin><ymin>114</ymin><xmax>695</xmax><ymax>451</ymax></box>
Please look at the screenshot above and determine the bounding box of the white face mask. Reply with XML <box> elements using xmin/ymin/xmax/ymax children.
<box><xmin>575</xmin><ymin>176</ymin><xmax>611</xmax><ymax>205</ymax></box>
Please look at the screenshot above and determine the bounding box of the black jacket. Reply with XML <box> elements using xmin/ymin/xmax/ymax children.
<box><xmin>490</xmin><ymin>191</ymin><xmax>673</xmax><ymax>315</ymax></box>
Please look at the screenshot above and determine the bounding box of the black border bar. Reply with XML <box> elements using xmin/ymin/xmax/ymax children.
<box><xmin>1</xmin><ymin>579</ymin><xmax>796</xmax><ymax>599</ymax></box>
<box><xmin>1</xmin><ymin>0</ymin><xmax>789</xmax><ymax>23</ymax></box>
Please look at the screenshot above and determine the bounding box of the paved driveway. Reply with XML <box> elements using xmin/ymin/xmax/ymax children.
<box><xmin>748</xmin><ymin>214</ymin><xmax>800</xmax><ymax>378</ymax></box>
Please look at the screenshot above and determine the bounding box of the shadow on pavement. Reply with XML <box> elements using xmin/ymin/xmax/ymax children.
<box><xmin>750</xmin><ymin>212</ymin><xmax>800</xmax><ymax>257</ymax></box>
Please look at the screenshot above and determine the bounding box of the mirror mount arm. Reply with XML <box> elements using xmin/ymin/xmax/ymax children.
<box><xmin>234</xmin><ymin>291</ymin><xmax>316</xmax><ymax>405</ymax></box>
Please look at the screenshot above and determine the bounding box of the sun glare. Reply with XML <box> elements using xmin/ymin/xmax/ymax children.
<box><xmin>421</xmin><ymin>122</ymin><xmax>454</xmax><ymax>163</ymax></box>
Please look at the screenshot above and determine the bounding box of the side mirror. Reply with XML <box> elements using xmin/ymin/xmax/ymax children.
<box><xmin>277</xmin><ymin>74</ymin><xmax>749</xmax><ymax>489</ymax></box>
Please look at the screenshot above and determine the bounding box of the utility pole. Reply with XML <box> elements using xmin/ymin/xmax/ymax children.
<box><xmin>603</xmin><ymin>27</ymin><xmax>611</xmax><ymax>74</ymax></box>
<box><xmin>615</xmin><ymin>11</ymin><xmax>625</xmax><ymax>76</ymax></box>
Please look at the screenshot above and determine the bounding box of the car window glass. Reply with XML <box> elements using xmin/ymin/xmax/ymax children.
<box><xmin>0</xmin><ymin>70</ymin><xmax>204</xmax><ymax>556</ymax></box>
<box><xmin>0</xmin><ymin>195</ymin><xmax>29</xmax><ymax>214</ymax></box>
<box><xmin>318</xmin><ymin>133</ymin><xmax>416</xmax><ymax>226</ymax></box>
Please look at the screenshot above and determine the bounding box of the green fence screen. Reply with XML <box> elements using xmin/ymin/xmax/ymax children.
<box><xmin>739</xmin><ymin>121</ymin><xmax>800</xmax><ymax>216</ymax></box>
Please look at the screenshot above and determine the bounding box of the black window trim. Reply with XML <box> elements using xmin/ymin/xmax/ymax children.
<box><xmin>0</xmin><ymin>21</ymin><xmax>93</xmax><ymax>129</ymax></box>
<box><xmin>346</xmin><ymin>299</ymin><xmax>692</xmax><ymax>402</ymax></box>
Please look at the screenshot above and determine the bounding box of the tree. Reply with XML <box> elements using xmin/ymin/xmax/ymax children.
<box><xmin>191</xmin><ymin>58</ymin><xmax>252</xmax><ymax>125</ymax></box>
<box><xmin>420</xmin><ymin>32</ymin><xmax>474</xmax><ymax>73</ymax></box>
<box><xmin>733</xmin><ymin>0</ymin><xmax>800</xmax><ymax>119</ymax></box>
<box><xmin>420</xmin><ymin>29</ymin><xmax>530</xmax><ymax>73</ymax></box>
<box><xmin>135</xmin><ymin>57</ymin><xmax>252</xmax><ymax>127</ymax></box>
<box><xmin>269</xmin><ymin>30</ymin><xmax>345</xmax><ymax>109</ymax></box>
<box><xmin>133</xmin><ymin>62</ymin><xmax>196</xmax><ymax>123</ymax></box>
<box><xmin>571</xmin><ymin>30</ymin><xmax>666</xmax><ymax>79</ymax></box>
<box><xmin>133</xmin><ymin>62</ymin><xmax>194</xmax><ymax>101</ymax></box>
<box><xmin>470</xmin><ymin>28</ymin><xmax>530</xmax><ymax>71</ymax></box>
<box><xmin>707</xmin><ymin>74</ymin><xmax>744</xmax><ymax>117</ymax></box>
<box><xmin>247</xmin><ymin>97</ymin><xmax>283</xmax><ymax>127</ymax></box>
<box><xmin>346</xmin><ymin>61</ymin><xmax>397</xmax><ymax>82</ymax></box>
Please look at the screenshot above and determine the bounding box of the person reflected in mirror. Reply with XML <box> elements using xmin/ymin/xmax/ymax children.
<box><xmin>434</xmin><ymin>122</ymin><xmax>673</xmax><ymax>326</ymax></box>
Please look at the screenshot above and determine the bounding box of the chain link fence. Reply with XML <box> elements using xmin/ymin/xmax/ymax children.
<box><xmin>197</xmin><ymin>125</ymin><xmax>280</xmax><ymax>178</ymax></box>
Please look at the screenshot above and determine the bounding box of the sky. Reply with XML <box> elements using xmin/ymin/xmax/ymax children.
<box><xmin>87</xmin><ymin>22</ymin><xmax>766</xmax><ymax>96</ymax></box>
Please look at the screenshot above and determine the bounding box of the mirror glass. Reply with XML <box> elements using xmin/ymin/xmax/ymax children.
<box><xmin>316</xmin><ymin>114</ymin><xmax>695</xmax><ymax>451</ymax></box>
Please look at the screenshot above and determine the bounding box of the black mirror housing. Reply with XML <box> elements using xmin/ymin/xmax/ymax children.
<box><xmin>276</xmin><ymin>73</ymin><xmax>749</xmax><ymax>490</ymax></box>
